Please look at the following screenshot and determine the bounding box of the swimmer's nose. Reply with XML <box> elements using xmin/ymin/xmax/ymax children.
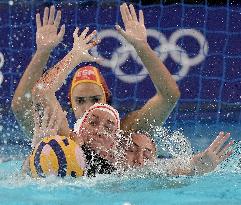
<box><xmin>134</xmin><ymin>151</ymin><xmax>144</xmax><ymax>167</ymax></box>
<box><xmin>81</xmin><ymin>102</ymin><xmax>95</xmax><ymax>114</ymax></box>
<box><xmin>93</xmin><ymin>127</ymin><xmax>107</xmax><ymax>143</ymax></box>
<box><xmin>97</xmin><ymin>124</ymin><xmax>109</xmax><ymax>136</ymax></box>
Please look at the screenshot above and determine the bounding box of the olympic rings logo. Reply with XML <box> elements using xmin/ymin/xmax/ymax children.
<box><xmin>0</xmin><ymin>52</ymin><xmax>4</xmax><ymax>86</ymax></box>
<box><xmin>91</xmin><ymin>29</ymin><xmax>208</xmax><ymax>83</ymax></box>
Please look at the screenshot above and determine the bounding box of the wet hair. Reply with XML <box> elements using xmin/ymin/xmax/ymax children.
<box><xmin>81</xmin><ymin>144</ymin><xmax>116</xmax><ymax>177</ymax></box>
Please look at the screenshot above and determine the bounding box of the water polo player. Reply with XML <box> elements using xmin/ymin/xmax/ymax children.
<box><xmin>26</xmin><ymin>102</ymin><xmax>234</xmax><ymax>177</ymax></box>
<box><xmin>69</xmin><ymin>66</ymin><xmax>111</xmax><ymax>121</ymax></box>
<box><xmin>72</xmin><ymin>103</ymin><xmax>121</xmax><ymax>176</ymax></box>
<box><xmin>12</xmin><ymin>3</ymin><xmax>180</xmax><ymax>142</ymax></box>
<box><xmin>25</xmin><ymin>103</ymin><xmax>121</xmax><ymax>177</ymax></box>
<box><xmin>121</xmin><ymin>131</ymin><xmax>234</xmax><ymax>175</ymax></box>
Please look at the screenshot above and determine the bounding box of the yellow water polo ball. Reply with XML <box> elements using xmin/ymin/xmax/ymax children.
<box><xmin>29</xmin><ymin>136</ymin><xmax>85</xmax><ymax>178</ymax></box>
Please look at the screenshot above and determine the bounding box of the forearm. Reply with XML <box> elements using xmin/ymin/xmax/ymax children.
<box><xmin>31</xmin><ymin>101</ymin><xmax>71</xmax><ymax>148</ymax></box>
<box><xmin>134</xmin><ymin>42</ymin><xmax>180</xmax><ymax>102</ymax></box>
<box><xmin>12</xmin><ymin>50</ymin><xmax>51</xmax><ymax>138</ymax></box>
<box><xmin>34</xmin><ymin>50</ymin><xmax>79</xmax><ymax>94</ymax></box>
<box><xmin>12</xmin><ymin>50</ymin><xmax>51</xmax><ymax>107</ymax></box>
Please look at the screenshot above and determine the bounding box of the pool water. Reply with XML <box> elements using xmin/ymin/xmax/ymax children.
<box><xmin>1</xmin><ymin>122</ymin><xmax>241</xmax><ymax>205</ymax></box>
<box><xmin>0</xmin><ymin>160</ymin><xmax>241</xmax><ymax>205</ymax></box>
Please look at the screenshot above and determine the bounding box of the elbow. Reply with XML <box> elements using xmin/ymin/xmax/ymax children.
<box><xmin>31</xmin><ymin>82</ymin><xmax>46</xmax><ymax>99</ymax></box>
<box><xmin>11</xmin><ymin>93</ymin><xmax>22</xmax><ymax>114</ymax></box>
<box><xmin>168</xmin><ymin>87</ymin><xmax>181</xmax><ymax>105</ymax></box>
<box><xmin>11</xmin><ymin>97</ymin><xmax>19</xmax><ymax>114</ymax></box>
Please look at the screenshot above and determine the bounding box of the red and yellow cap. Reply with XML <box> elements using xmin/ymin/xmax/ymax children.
<box><xmin>70</xmin><ymin>66</ymin><xmax>111</xmax><ymax>106</ymax></box>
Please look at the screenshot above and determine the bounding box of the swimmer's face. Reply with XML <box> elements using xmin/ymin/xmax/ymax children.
<box><xmin>124</xmin><ymin>133</ymin><xmax>156</xmax><ymax>167</ymax></box>
<box><xmin>71</xmin><ymin>83</ymin><xmax>106</xmax><ymax>119</ymax></box>
<box><xmin>79</xmin><ymin>109</ymin><xmax>118</xmax><ymax>157</ymax></box>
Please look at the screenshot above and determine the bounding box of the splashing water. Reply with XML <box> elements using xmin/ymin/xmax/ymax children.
<box><xmin>0</xmin><ymin>125</ymin><xmax>241</xmax><ymax>205</ymax></box>
<box><xmin>152</xmin><ymin>126</ymin><xmax>193</xmax><ymax>158</ymax></box>
<box><xmin>0</xmin><ymin>156</ymin><xmax>241</xmax><ymax>205</ymax></box>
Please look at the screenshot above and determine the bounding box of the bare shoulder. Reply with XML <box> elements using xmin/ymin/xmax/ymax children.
<box><xmin>120</xmin><ymin>94</ymin><xmax>177</xmax><ymax>132</ymax></box>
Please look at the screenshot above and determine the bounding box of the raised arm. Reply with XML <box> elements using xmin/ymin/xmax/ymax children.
<box><xmin>116</xmin><ymin>3</ymin><xmax>180</xmax><ymax>132</ymax></box>
<box><xmin>32</xmin><ymin>27</ymin><xmax>100</xmax><ymax>136</ymax></box>
<box><xmin>32</xmin><ymin>106</ymin><xmax>65</xmax><ymax>148</ymax></box>
<box><xmin>33</xmin><ymin>27</ymin><xmax>100</xmax><ymax>95</ymax></box>
<box><xmin>11</xmin><ymin>6</ymin><xmax>65</xmax><ymax>138</ymax></box>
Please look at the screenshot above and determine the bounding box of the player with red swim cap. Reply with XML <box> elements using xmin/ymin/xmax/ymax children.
<box><xmin>12</xmin><ymin>3</ymin><xmax>180</xmax><ymax>141</ymax></box>
<box><xmin>12</xmin><ymin>4</ymin><xmax>181</xmax><ymax>176</ymax></box>
<box><xmin>69</xmin><ymin>65</ymin><xmax>112</xmax><ymax>113</ymax></box>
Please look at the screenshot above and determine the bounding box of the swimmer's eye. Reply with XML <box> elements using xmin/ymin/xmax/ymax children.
<box><xmin>144</xmin><ymin>150</ymin><xmax>152</xmax><ymax>159</ymax></box>
<box><xmin>75</xmin><ymin>97</ymin><xmax>86</xmax><ymax>105</ymax></box>
<box><xmin>89</xmin><ymin>120</ymin><xmax>98</xmax><ymax>126</ymax></box>
<box><xmin>90</xmin><ymin>96</ymin><xmax>101</xmax><ymax>103</ymax></box>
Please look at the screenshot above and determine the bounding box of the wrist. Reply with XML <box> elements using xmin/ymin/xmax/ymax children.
<box><xmin>35</xmin><ymin>48</ymin><xmax>52</xmax><ymax>56</ymax></box>
<box><xmin>189</xmin><ymin>157</ymin><xmax>200</xmax><ymax>176</ymax></box>
<box><xmin>133</xmin><ymin>41</ymin><xmax>150</xmax><ymax>53</ymax></box>
<box><xmin>68</xmin><ymin>49</ymin><xmax>83</xmax><ymax>66</ymax></box>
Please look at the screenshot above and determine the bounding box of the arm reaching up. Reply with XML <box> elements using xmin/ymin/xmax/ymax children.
<box><xmin>33</xmin><ymin>27</ymin><xmax>101</xmax><ymax>95</ymax></box>
<box><xmin>32</xmin><ymin>27</ymin><xmax>100</xmax><ymax>137</ymax></box>
<box><xmin>11</xmin><ymin>6</ymin><xmax>65</xmax><ymax>138</ymax></box>
<box><xmin>116</xmin><ymin>3</ymin><xmax>180</xmax><ymax>132</ymax></box>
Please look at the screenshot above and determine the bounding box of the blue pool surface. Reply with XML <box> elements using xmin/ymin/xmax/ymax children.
<box><xmin>0</xmin><ymin>122</ymin><xmax>241</xmax><ymax>205</ymax></box>
<box><xmin>0</xmin><ymin>160</ymin><xmax>241</xmax><ymax>205</ymax></box>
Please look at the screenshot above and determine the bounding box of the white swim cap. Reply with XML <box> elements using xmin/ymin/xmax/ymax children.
<box><xmin>74</xmin><ymin>103</ymin><xmax>120</xmax><ymax>134</ymax></box>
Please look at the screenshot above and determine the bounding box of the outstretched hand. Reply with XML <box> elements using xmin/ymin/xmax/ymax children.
<box><xmin>36</xmin><ymin>6</ymin><xmax>65</xmax><ymax>52</ymax></box>
<box><xmin>71</xmin><ymin>27</ymin><xmax>101</xmax><ymax>64</ymax></box>
<box><xmin>115</xmin><ymin>3</ymin><xmax>147</xmax><ymax>47</ymax></box>
<box><xmin>191</xmin><ymin>132</ymin><xmax>234</xmax><ymax>175</ymax></box>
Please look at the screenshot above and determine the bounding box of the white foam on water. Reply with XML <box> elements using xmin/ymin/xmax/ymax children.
<box><xmin>151</xmin><ymin>126</ymin><xmax>193</xmax><ymax>157</ymax></box>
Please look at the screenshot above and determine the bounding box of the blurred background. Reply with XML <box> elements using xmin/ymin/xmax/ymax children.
<box><xmin>0</xmin><ymin>0</ymin><xmax>241</xmax><ymax>158</ymax></box>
